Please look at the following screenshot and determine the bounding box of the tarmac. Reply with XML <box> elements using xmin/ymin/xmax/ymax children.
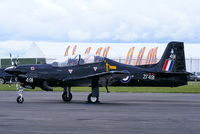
<box><xmin>0</xmin><ymin>91</ymin><xmax>200</xmax><ymax>134</ymax></box>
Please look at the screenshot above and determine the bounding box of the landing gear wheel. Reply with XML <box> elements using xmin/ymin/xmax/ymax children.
<box><xmin>17</xmin><ymin>96</ymin><xmax>24</xmax><ymax>103</ymax></box>
<box><xmin>62</xmin><ymin>92</ymin><xmax>72</xmax><ymax>102</ymax></box>
<box><xmin>87</xmin><ymin>93</ymin><xmax>99</xmax><ymax>103</ymax></box>
<box><xmin>0</xmin><ymin>78</ymin><xmax>5</xmax><ymax>84</ymax></box>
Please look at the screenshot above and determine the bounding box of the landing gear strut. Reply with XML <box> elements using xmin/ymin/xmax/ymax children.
<box><xmin>62</xmin><ymin>87</ymin><xmax>72</xmax><ymax>102</ymax></box>
<box><xmin>87</xmin><ymin>78</ymin><xmax>99</xmax><ymax>103</ymax></box>
<box><xmin>16</xmin><ymin>83</ymin><xmax>24</xmax><ymax>103</ymax></box>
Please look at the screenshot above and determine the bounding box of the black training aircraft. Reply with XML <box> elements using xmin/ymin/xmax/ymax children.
<box><xmin>5</xmin><ymin>42</ymin><xmax>189</xmax><ymax>103</ymax></box>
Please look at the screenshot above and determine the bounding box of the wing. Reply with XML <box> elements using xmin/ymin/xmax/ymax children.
<box><xmin>62</xmin><ymin>71</ymin><xmax>130</xmax><ymax>86</ymax></box>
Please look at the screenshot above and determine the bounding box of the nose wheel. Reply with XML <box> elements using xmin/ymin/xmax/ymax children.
<box><xmin>17</xmin><ymin>96</ymin><xmax>24</xmax><ymax>103</ymax></box>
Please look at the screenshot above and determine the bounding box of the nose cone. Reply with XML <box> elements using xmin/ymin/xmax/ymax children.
<box><xmin>5</xmin><ymin>66</ymin><xmax>18</xmax><ymax>74</ymax></box>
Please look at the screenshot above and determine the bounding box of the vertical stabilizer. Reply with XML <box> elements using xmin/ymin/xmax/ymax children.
<box><xmin>156</xmin><ymin>42</ymin><xmax>186</xmax><ymax>72</ymax></box>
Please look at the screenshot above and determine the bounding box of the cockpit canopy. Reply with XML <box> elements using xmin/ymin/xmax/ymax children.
<box><xmin>51</xmin><ymin>55</ymin><xmax>104</xmax><ymax>67</ymax></box>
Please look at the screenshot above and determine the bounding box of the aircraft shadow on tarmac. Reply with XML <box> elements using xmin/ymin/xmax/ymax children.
<box><xmin>12</xmin><ymin>99</ymin><xmax>195</xmax><ymax>106</ymax></box>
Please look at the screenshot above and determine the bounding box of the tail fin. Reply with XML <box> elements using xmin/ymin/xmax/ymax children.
<box><xmin>156</xmin><ymin>42</ymin><xmax>186</xmax><ymax>72</ymax></box>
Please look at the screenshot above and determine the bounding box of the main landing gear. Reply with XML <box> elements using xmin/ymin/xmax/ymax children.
<box><xmin>87</xmin><ymin>78</ymin><xmax>99</xmax><ymax>104</ymax></box>
<box><xmin>16</xmin><ymin>83</ymin><xmax>24</xmax><ymax>103</ymax></box>
<box><xmin>87</xmin><ymin>93</ymin><xmax>99</xmax><ymax>103</ymax></box>
<box><xmin>62</xmin><ymin>87</ymin><xmax>72</xmax><ymax>102</ymax></box>
<box><xmin>62</xmin><ymin>78</ymin><xmax>100</xmax><ymax>104</ymax></box>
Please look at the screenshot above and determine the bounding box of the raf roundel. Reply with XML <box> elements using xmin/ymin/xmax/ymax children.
<box><xmin>120</xmin><ymin>70</ymin><xmax>131</xmax><ymax>83</ymax></box>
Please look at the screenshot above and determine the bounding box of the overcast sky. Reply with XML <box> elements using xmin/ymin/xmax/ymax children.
<box><xmin>0</xmin><ymin>0</ymin><xmax>200</xmax><ymax>43</ymax></box>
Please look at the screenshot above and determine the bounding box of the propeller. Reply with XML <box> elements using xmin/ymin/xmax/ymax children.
<box><xmin>9</xmin><ymin>53</ymin><xmax>19</xmax><ymax>66</ymax></box>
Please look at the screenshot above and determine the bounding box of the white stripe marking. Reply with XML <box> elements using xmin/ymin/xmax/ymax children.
<box><xmin>166</xmin><ymin>60</ymin><xmax>172</xmax><ymax>71</ymax></box>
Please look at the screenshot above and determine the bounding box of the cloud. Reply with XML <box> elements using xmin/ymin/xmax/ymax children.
<box><xmin>68</xmin><ymin>30</ymin><xmax>91</xmax><ymax>41</ymax></box>
<box><xmin>0</xmin><ymin>0</ymin><xmax>200</xmax><ymax>42</ymax></box>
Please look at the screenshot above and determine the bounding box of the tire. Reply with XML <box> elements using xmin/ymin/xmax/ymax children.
<box><xmin>62</xmin><ymin>92</ymin><xmax>72</xmax><ymax>102</ymax></box>
<box><xmin>0</xmin><ymin>78</ymin><xmax>5</xmax><ymax>84</ymax></box>
<box><xmin>17</xmin><ymin>96</ymin><xmax>24</xmax><ymax>103</ymax></box>
<box><xmin>87</xmin><ymin>93</ymin><xmax>99</xmax><ymax>103</ymax></box>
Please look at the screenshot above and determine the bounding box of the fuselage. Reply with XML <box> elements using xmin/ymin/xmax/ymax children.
<box><xmin>5</xmin><ymin>57</ymin><xmax>188</xmax><ymax>90</ymax></box>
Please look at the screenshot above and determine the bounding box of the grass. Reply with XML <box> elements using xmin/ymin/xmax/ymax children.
<box><xmin>0</xmin><ymin>82</ymin><xmax>200</xmax><ymax>93</ymax></box>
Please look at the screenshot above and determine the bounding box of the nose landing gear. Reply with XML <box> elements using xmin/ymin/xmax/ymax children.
<box><xmin>16</xmin><ymin>83</ymin><xmax>24</xmax><ymax>103</ymax></box>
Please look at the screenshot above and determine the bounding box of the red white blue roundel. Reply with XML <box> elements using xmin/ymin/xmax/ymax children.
<box><xmin>120</xmin><ymin>70</ymin><xmax>131</xmax><ymax>83</ymax></box>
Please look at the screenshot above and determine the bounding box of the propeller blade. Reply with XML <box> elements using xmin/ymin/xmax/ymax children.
<box><xmin>9</xmin><ymin>53</ymin><xmax>14</xmax><ymax>66</ymax></box>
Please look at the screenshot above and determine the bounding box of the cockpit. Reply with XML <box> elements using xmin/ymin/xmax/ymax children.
<box><xmin>51</xmin><ymin>55</ymin><xmax>104</xmax><ymax>67</ymax></box>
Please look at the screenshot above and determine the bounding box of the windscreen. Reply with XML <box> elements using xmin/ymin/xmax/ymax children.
<box><xmin>51</xmin><ymin>55</ymin><xmax>104</xmax><ymax>67</ymax></box>
<box><xmin>79</xmin><ymin>55</ymin><xmax>104</xmax><ymax>65</ymax></box>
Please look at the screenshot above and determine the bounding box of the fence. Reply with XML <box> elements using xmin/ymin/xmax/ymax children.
<box><xmin>185</xmin><ymin>58</ymin><xmax>200</xmax><ymax>72</ymax></box>
<box><xmin>0</xmin><ymin>58</ymin><xmax>46</xmax><ymax>68</ymax></box>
